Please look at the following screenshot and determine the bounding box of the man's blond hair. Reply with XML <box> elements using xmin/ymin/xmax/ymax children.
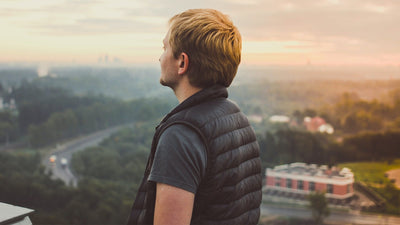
<box><xmin>168</xmin><ymin>9</ymin><xmax>241</xmax><ymax>88</ymax></box>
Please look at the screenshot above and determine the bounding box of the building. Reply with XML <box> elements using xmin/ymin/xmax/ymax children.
<box><xmin>269</xmin><ymin>115</ymin><xmax>290</xmax><ymax>123</ymax></box>
<box><xmin>0</xmin><ymin>98</ymin><xmax>16</xmax><ymax>111</ymax></box>
<box><xmin>0</xmin><ymin>202</ymin><xmax>34</xmax><ymax>225</ymax></box>
<box><xmin>265</xmin><ymin>162</ymin><xmax>354</xmax><ymax>202</ymax></box>
<box><xmin>303</xmin><ymin>116</ymin><xmax>335</xmax><ymax>134</ymax></box>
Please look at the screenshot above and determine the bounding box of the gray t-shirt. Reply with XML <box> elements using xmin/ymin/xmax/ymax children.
<box><xmin>148</xmin><ymin>124</ymin><xmax>207</xmax><ymax>194</ymax></box>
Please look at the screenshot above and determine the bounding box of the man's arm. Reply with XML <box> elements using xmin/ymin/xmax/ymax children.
<box><xmin>154</xmin><ymin>182</ymin><xmax>195</xmax><ymax>225</ymax></box>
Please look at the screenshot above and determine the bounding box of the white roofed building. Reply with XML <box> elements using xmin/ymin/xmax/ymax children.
<box><xmin>265</xmin><ymin>162</ymin><xmax>354</xmax><ymax>203</ymax></box>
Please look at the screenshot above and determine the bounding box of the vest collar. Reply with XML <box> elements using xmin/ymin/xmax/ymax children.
<box><xmin>160</xmin><ymin>84</ymin><xmax>228</xmax><ymax>125</ymax></box>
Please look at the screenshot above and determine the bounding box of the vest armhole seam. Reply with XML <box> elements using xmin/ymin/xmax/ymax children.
<box><xmin>157</xmin><ymin>120</ymin><xmax>211</xmax><ymax>172</ymax></box>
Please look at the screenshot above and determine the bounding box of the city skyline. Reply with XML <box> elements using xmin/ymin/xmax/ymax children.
<box><xmin>1</xmin><ymin>0</ymin><xmax>399</xmax><ymax>67</ymax></box>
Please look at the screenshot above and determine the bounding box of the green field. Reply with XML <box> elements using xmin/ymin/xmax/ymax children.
<box><xmin>339</xmin><ymin>159</ymin><xmax>400</xmax><ymax>186</ymax></box>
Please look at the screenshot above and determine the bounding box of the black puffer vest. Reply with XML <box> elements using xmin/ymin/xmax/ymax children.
<box><xmin>127</xmin><ymin>85</ymin><xmax>262</xmax><ymax>225</ymax></box>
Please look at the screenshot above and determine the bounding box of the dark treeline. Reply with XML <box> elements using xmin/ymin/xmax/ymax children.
<box><xmin>0</xmin><ymin>81</ymin><xmax>173</xmax><ymax>147</ymax></box>
<box><xmin>0</xmin><ymin>111</ymin><xmax>18</xmax><ymax>144</ymax></box>
<box><xmin>258</xmin><ymin>129</ymin><xmax>400</xmax><ymax>171</ymax></box>
<box><xmin>343</xmin><ymin>130</ymin><xmax>400</xmax><ymax>162</ymax></box>
<box><xmin>71</xmin><ymin>125</ymin><xmax>153</xmax><ymax>184</ymax></box>
<box><xmin>255</xmin><ymin>88</ymin><xmax>400</xmax><ymax>172</ymax></box>
<box><xmin>0</xmin><ymin>68</ymin><xmax>37</xmax><ymax>87</ymax></box>
<box><xmin>8</xmin><ymin>82</ymin><xmax>112</xmax><ymax>131</ymax></box>
<box><xmin>265</xmin><ymin>89</ymin><xmax>400</xmax><ymax>135</ymax></box>
<box><xmin>28</xmin><ymin>97</ymin><xmax>171</xmax><ymax>147</ymax></box>
<box><xmin>0</xmin><ymin>82</ymin><xmax>115</xmax><ymax>145</ymax></box>
<box><xmin>257</xmin><ymin>87</ymin><xmax>400</xmax><ymax>170</ymax></box>
<box><xmin>258</xmin><ymin>130</ymin><xmax>337</xmax><ymax>170</ymax></box>
<box><xmin>320</xmin><ymin>90</ymin><xmax>400</xmax><ymax>134</ymax></box>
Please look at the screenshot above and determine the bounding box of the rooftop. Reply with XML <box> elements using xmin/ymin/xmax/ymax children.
<box><xmin>268</xmin><ymin>162</ymin><xmax>353</xmax><ymax>179</ymax></box>
<box><xmin>0</xmin><ymin>202</ymin><xmax>34</xmax><ymax>225</ymax></box>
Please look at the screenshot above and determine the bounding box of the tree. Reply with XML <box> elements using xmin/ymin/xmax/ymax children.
<box><xmin>292</xmin><ymin>109</ymin><xmax>303</xmax><ymax>125</ymax></box>
<box><xmin>303</xmin><ymin>108</ymin><xmax>317</xmax><ymax>118</ymax></box>
<box><xmin>0</xmin><ymin>122</ymin><xmax>14</xmax><ymax>144</ymax></box>
<box><xmin>308</xmin><ymin>192</ymin><xmax>330</xmax><ymax>225</ymax></box>
<box><xmin>0</xmin><ymin>111</ymin><xmax>18</xmax><ymax>144</ymax></box>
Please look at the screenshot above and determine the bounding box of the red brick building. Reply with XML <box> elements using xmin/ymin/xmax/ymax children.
<box><xmin>265</xmin><ymin>163</ymin><xmax>354</xmax><ymax>200</ymax></box>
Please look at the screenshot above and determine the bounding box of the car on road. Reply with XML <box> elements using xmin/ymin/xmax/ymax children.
<box><xmin>49</xmin><ymin>155</ymin><xmax>57</xmax><ymax>163</ymax></box>
<box><xmin>60</xmin><ymin>158</ymin><xmax>68</xmax><ymax>169</ymax></box>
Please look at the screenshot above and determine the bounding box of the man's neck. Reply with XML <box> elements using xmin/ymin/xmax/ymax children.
<box><xmin>173</xmin><ymin>83</ymin><xmax>202</xmax><ymax>104</ymax></box>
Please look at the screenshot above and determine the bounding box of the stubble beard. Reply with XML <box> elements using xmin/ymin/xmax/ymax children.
<box><xmin>159</xmin><ymin>78</ymin><xmax>169</xmax><ymax>87</ymax></box>
<box><xmin>159</xmin><ymin>77</ymin><xmax>178</xmax><ymax>90</ymax></box>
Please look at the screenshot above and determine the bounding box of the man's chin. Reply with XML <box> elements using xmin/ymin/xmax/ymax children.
<box><xmin>159</xmin><ymin>79</ymin><xmax>168</xmax><ymax>87</ymax></box>
<box><xmin>160</xmin><ymin>79</ymin><xmax>176</xmax><ymax>89</ymax></box>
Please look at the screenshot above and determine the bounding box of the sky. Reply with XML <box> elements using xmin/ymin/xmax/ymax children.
<box><xmin>1</xmin><ymin>0</ymin><xmax>399</xmax><ymax>67</ymax></box>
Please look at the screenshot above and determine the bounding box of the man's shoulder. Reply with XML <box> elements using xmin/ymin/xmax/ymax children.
<box><xmin>185</xmin><ymin>97</ymin><xmax>241</xmax><ymax>118</ymax></box>
<box><xmin>161</xmin><ymin>123</ymin><xmax>198</xmax><ymax>137</ymax></box>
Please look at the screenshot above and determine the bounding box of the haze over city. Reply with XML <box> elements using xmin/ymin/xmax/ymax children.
<box><xmin>1</xmin><ymin>0</ymin><xmax>399</xmax><ymax>68</ymax></box>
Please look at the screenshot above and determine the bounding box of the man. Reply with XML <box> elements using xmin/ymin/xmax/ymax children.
<box><xmin>127</xmin><ymin>9</ymin><xmax>262</xmax><ymax>225</ymax></box>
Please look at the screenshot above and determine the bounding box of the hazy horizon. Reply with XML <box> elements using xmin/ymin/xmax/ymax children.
<box><xmin>1</xmin><ymin>62</ymin><xmax>399</xmax><ymax>82</ymax></box>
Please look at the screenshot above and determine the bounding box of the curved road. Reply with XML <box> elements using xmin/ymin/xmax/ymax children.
<box><xmin>42</xmin><ymin>124</ymin><xmax>133</xmax><ymax>187</ymax></box>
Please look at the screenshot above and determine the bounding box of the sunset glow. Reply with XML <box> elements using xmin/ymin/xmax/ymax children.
<box><xmin>1</xmin><ymin>0</ymin><xmax>399</xmax><ymax>67</ymax></box>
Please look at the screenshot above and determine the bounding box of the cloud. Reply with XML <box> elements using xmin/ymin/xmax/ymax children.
<box><xmin>1</xmin><ymin>0</ymin><xmax>399</xmax><ymax>65</ymax></box>
<box><xmin>1</xmin><ymin>0</ymin><xmax>165</xmax><ymax>35</ymax></box>
<box><xmin>230</xmin><ymin>0</ymin><xmax>400</xmax><ymax>56</ymax></box>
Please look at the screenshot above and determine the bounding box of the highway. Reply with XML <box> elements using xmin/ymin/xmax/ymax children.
<box><xmin>42</xmin><ymin>124</ymin><xmax>133</xmax><ymax>187</ymax></box>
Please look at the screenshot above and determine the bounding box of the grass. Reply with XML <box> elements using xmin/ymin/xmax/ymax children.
<box><xmin>340</xmin><ymin>159</ymin><xmax>400</xmax><ymax>216</ymax></box>
<box><xmin>339</xmin><ymin>159</ymin><xmax>400</xmax><ymax>186</ymax></box>
<box><xmin>258</xmin><ymin>216</ymin><xmax>316</xmax><ymax>225</ymax></box>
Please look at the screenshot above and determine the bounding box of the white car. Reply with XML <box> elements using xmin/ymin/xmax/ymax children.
<box><xmin>60</xmin><ymin>158</ymin><xmax>68</xmax><ymax>169</ymax></box>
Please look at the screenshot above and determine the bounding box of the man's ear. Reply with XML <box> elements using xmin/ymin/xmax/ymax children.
<box><xmin>178</xmin><ymin>52</ymin><xmax>189</xmax><ymax>75</ymax></box>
